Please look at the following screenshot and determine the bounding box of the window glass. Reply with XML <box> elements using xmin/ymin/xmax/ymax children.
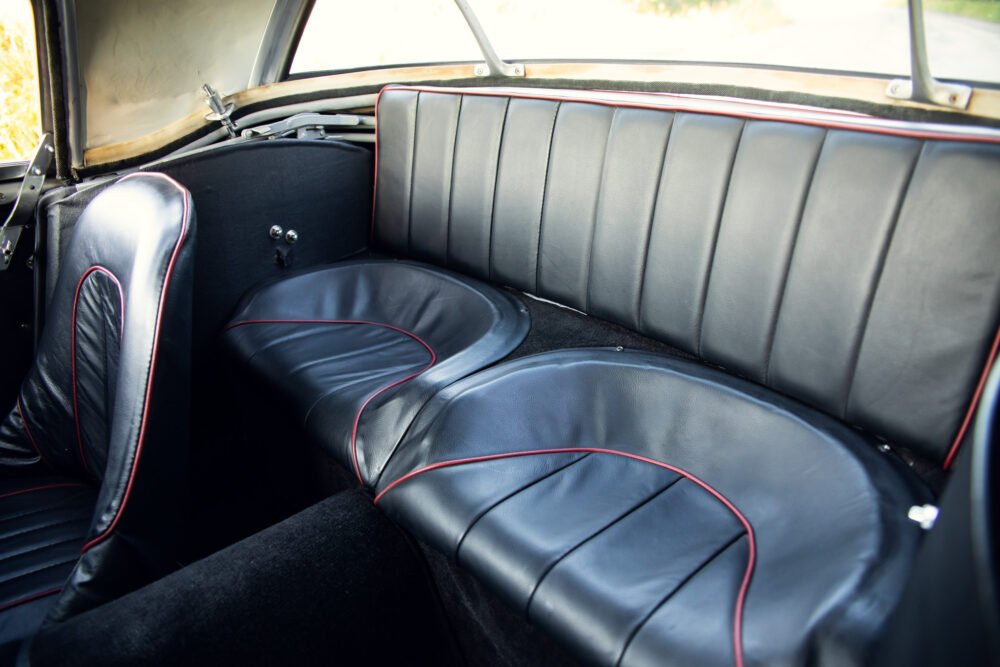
<box><xmin>0</xmin><ymin>0</ymin><xmax>41</xmax><ymax>162</ymax></box>
<box><xmin>290</xmin><ymin>0</ymin><xmax>482</xmax><ymax>74</ymax></box>
<box><xmin>292</xmin><ymin>0</ymin><xmax>1000</xmax><ymax>85</ymax></box>
<box><xmin>468</xmin><ymin>0</ymin><xmax>916</xmax><ymax>76</ymax></box>
<box><xmin>291</xmin><ymin>1</ymin><xmax>1000</xmax><ymax>85</ymax></box>
<box><xmin>924</xmin><ymin>0</ymin><xmax>1000</xmax><ymax>83</ymax></box>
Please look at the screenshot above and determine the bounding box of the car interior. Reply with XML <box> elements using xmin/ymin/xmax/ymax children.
<box><xmin>0</xmin><ymin>1</ymin><xmax>998</xmax><ymax>666</ymax></box>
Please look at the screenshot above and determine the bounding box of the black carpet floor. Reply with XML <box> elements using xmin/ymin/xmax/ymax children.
<box><xmin>31</xmin><ymin>490</ymin><xmax>458</xmax><ymax>666</ymax></box>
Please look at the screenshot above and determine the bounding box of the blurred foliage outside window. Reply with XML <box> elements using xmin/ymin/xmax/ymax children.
<box><xmin>1</xmin><ymin>1</ymin><xmax>41</xmax><ymax>162</ymax></box>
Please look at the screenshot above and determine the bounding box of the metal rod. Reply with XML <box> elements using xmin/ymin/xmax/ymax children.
<box><xmin>907</xmin><ymin>0</ymin><xmax>934</xmax><ymax>102</ymax></box>
<box><xmin>886</xmin><ymin>0</ymin><xmax>971</xmax><ymax>109</ymax></box>
<box><xmin>452</xmin><ymin>0</ymin><xmax>523</xmax><ymax>77</ymax></box>
<box><xmin>248</xmin><ymin>0</ymin><xmax>314</xmax><ymax>87</ymax></box>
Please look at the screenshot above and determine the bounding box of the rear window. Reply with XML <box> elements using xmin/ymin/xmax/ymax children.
<box><xmin>290</xmin><ymin>0</ymin><xmax>482</xmax><ymax>74</ymax></box>
<box><xmin>291</xmin><ymin>0</ymin><xmax>1000</xmax><ymax>85</ymax></box>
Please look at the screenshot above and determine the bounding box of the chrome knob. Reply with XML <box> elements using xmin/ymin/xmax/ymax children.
<box><xmin>268</xmin><ymin>225</ymin><xmax>284</xmax><ymax>240</ymax></box>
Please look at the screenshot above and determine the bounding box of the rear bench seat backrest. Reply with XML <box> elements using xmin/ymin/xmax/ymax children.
<box><xmin>374</xmin><ymin>87</ymin><xmax>1000</xmax><ymax>466</ymax></box>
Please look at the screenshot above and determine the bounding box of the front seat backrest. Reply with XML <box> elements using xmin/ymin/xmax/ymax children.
<box><xmin>0</xmin><ymin>173</ymin><xmax>196</xmax><ymax>619</ymax></box>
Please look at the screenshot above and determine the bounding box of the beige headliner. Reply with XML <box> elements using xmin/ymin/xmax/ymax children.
<box><xmin>76</xmin><ymin>0</ymin><xmax>275</xmax><ymax>153</ymax></box>
<box><xmin>81</xmin><ymin>61</ymin><xmax>1000</xmax><ymax>168</ymax></box>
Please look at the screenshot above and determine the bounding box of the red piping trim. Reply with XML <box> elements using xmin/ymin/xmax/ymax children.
<box><xmin>374</xmin><ymin>447</ymin><xmax>755</xmax><ymax>667</ymax></box>
<box><xmin>380</xmin><ymin>85</ymin><xmax>1000</xmax><ymax>145</ymax></box>
<box><xmin>225</xmin><ymin>318</ymin><xmax>437</xmax><ymax>483</ymax></box>
<box><xmin>71</xmin><ymin>266</ymin><xmax>124</xmax><ymax>476</ymax></box>
<box><xmin>0</xmin><ymin>482</ymin><xmax>85</xmax><ymax>502</ymax></box>
<box><xmin>81</xmin><ymin>172</ymin><xmax>191</xmax><ymax>553</ymax></box>
<box><xmin>944</xmin><ymin>325</ymin><xmax>1000</xmax><ymax>470</ymax></box>
<box><xmin>15</xmin><ymin>397</ymin><xmax>51</xmax><ymax>469</ymax></box>
<box><xmin>0</xmin><ymin>586</ymin><xmax>63</xmax><ymax>614</ymax></box>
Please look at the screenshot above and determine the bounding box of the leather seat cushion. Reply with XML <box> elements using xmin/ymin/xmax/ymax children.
<box><xmin>223</xmin><ymin>259</ymin><xmax>528</xmax><ymax>485</ymax></box>
<box><xmin>374</xmin><ymin>349</ymin><xmax>928</xmax><ymax>667</ymax></box>
<box><xmin>0</xmin><ymin>477</ymin><xmax>96</xmax><ymax>644</ymax></box>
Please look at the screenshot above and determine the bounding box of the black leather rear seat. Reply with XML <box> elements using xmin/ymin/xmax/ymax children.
<box><xmin>227</xmin><ymin>86</ymin><xmax>1000</xmax><ymax>665</ymax></box>
<box><xmin>223</xmin><ymin>260</ymin><xmax>528</xmax><ymax>485</ymax></box>
<box><xmin>374</xmin><ymin>350</ymin><xmax>926</xmax><ymax>667</ymax></box>
<box><xmin>368</xmin><ymin>88</ymin><xmax>1000</xmax><ymax>667</ymax></box>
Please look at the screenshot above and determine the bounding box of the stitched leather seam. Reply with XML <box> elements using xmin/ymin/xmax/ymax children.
<box><xmin>71</xmin><ymin>265</ymin><xmax>124</xmax><ymax>477</ymax></box>
<box><xmin>0</xmin><ymin>514</ymin><xmax>90</xmax><ymax>546</ymax></box>
<box><xmin>224</xmin><ymin>318</ymin><xmax>437</xmax><ymax>484</ymax></box>
<box><xmin>296</xmin><ymin>354</ymin><xmax>416</xmax><ymax>428</ymax></box>
<box><xmin>583</xmin><ymin>107</ymin><xmax>616</xmax><ymax>313</ymax></box>
<box><xmin>696</xmin><ymin>119</ymin><xmax>747</xmax><ymax>358</ymax></box>
<box><xmin>375</xmin><ymin>447</ymin><xmax>756</xmax><ymax>667</ymax></box>
<box><xmin>487</xmin><ymin>98</ymin><xmax>513</xmax><ymax>283</ymax></box>
<box><xmin>634</xmin><ymin>113</ymin><xmax>675</xmax><ymax>332</ymax></box>
<box><xmin>371</xmin><ymin>89</ymin><xmax>384</xmax><ymax>244</ymax></box>
<box><xmin>840</xmin><ymin>141</ymin><xmax>924</xmax><ymax>422</ymax></box>
<box><xmin>0</xmin><ymin>534</ymin><xmax>89</xmax><ymax>567</ymax></box>
<box><xmin>0</xmin><ymin>558</ymin><xmax>81</xmax><ymax>587</ymax></box>
<box><xmin>762</xmin><ymin>129</ymin><xmax>828</xmax><ymax>385</ymax></box>
<box><xmin>533</xmin><ymin>101</ymin><xmax>562</xmax><ymax>294</ymax></box>
<box><xmin>453</xmin><ymin>452</ymin><xmax>590</xmax><ymax>559</ymax></box>
<box><xmin>406</xmin><ymin>91</ymin><xmax>422</xmax><ymax>255</ymax></box>
<box><xmin>0</xmin><ymin>497</ymin><xmax>90</xmax><ymax>527</ymax></box>
<box><xmin>617</xmin><ymin>531</ymin><xmax>746</xmax><ymax>667</ymax></box>
<box><xmin>525</xmin><ymin>474</ymin><xmax>683</xmax><ymax>615</ymax></box>
<box><xmin>445</xmin><ymin>94</ymin><xmax>464</xmax><ymax>268</ymax></box>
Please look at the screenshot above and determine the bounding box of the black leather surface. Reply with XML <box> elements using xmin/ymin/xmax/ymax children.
<box><xmin>0</xmin><ymin>478</ymin><xmax>95</xmax><ymax>644</ymax></box>
<box><xmin>375</xmin><ymin>88</ymin><xmax>1000</xmax><ymax>464</ymax></box>
<box><xmin>0</xmin><ymin>173</ymin><xmax>195</xmax><ymax>626</ymax></box>
<box><xmin>223</xmin><ymin>259</ymin><xmax>528</xmax><ymax>485</ymax></box>
<box><xmin>375</xmin><ymin>349</ymin><xmax>928</xmax><ymax>667</ymax></box>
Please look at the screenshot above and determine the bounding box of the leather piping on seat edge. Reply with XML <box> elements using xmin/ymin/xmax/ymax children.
<box><xmin>942</xmin><ymin>326</ymin><xmax>1000</xmax><ymax>469</ymax></box>
<box><xmin>376</xmin><ymin>446</ymin><xmax>756</xmax><ymax>667</ymax></box>
<box><xmin>224</xmin><ymin>318</ymin><xmax>438</xmax><ymax>483</ymax></box>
